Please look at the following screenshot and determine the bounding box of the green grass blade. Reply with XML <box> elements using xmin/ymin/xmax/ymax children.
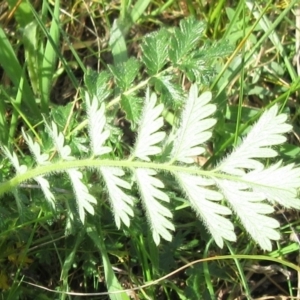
<box><xmin>247</xmin><ymin>0</ymin><xmax>298</xmax><ymax>81</ymax></box>
<box><xmin>110</xmin><ymin>0</ymin><xmax>150</xmax><ymax>65</ymax></box>
<box><xmin>40</xmin><ymin>0</ymin><xmax>60</xmax><ymax>113</ymax></box>
<box><xmin>7</xmin><ymin>0</ymin><xmax>33</xmax><ymax>27</ymax></box>
<box><xmin>130</xmin><ymin>0</ymin><xmax>151</xmax><ymax>23</ymax></box>
<box><xmin>0</xmin><ymin>88</ymin><xmax>9</xmax><ymax>145</ymax></box>
<box><xmin>225</xmin><ymin>241</ymin><xmax>251</xmax><ymax>300</ymax></box>
<box><xmin>8</xmin><ymin>70</ymin><xmax>24</xmax><ymax>144</ymax></box>
<box><xmin>23</xmin><ymin>21</ymin><xmax>40</xmax><ymax>95</ymax></box>
<box><xmin>87</xmin><ymin>226</ymin><xmax>130</xmax><ymax>300</ymax></box>
<box><xmin>0</xmin><ymin>27</ymin><xmax>39</xmax><ymax>115</ymax></box>
<box><xmin>27</xmin><ymin>0</ymin><xmax>80</xmax><ymax>102</ymax></box>
<box><xmin>203</xmin><ymin>240</ymin><xmax>215</xmax><ymax>299</ymax></box>
<box><xmin>60</xmin><ymin>229</ymin><xmax>85</xmax><ymax>300</ymax></box>
<box><xmin>109</xmin><ymin>19</ymin><xmax>128</xmax><ymax>65</ymax></box>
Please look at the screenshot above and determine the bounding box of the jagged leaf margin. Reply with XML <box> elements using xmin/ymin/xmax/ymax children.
<box><xmin>86</xmin><ymin>92</ymin><xmax>135</xmax><ymax>228</ymax></box>
<box><xmin>217</xmin><ymin>105</ymin><xmax>291</xmax><ymax>175</ymax></box>
<box><xmin>131</xmin><ymin>89</ymin><xmax>174</xmax><ymax>244</ymax></box>
<box><xmin>132</xmin><ymin>88</ymin><xmax>165</xmax><ymax>161</ymax></box>
<box><xmin>86</xmin><ymin>91</ymin><xmax>111</xmax><ymax>156</ymax></box>
<box><xmin>100</xmin><ymin>167</ymin><xmax>134</xmax><ymax>228</ymax></box>
<box><xmin>46</xmin><ymin>121</ymin><xmax>97</xmax><ymax>223</ymax></box>
<box><xmin>2</xmin><ymin>84</ymin><xmax>300</xmax><ymax>252</ymax></box>
<box><xmin>134</xmin><ymin>168</ymin><xmax>174</xmax><ymax>244</ymax></box>
<box><xmin>175</xmin><ymin>173</ymin><xmax>235</xmax><ymax>248</ymax></box>
<box><xmin>169</xmin><ymin>84</ymin><xmax>235</xmax><ymax>247</ymax></box>
<box><xmin>22</xmin><ymin>129</ymin><xmax>55</xmax><ymax>209</ymax></box>
<box><xmin>141</xmin><ymin>29</ymin><xmax>169</xmax><ymax>75</ymax></box>
<box><xmin>213</xmin><ymin>105</ymin><xmax>300</xmax><ymax>250</ymax></box>
<box><xmin>171</xmin><ymin>85</ymin><xmax>216</xmax><ymax>163</ymax></box>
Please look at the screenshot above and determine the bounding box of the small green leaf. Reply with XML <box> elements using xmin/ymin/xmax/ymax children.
<box><xmin>120</xmin><ymin>94</ymin><xmax>143</xmax><ymax>129</ymax></box>
<box><xmin>84</xmin><ymin>69</ymin><xmax>111</xmax><ymax>102</ymax></box>
<box><xmin>141</xmin><ymin>29</ymin><xmax>169</xmax><ymax>75</ymax></box>
<box><xmin>50</xmin><ymin>102</ymin><xmax>74</xmax><ymax>130</ymax></box>
<box><xmin>109</xmin><ymin>57</ymin><xmax>140</xmax><ymax>90</ymax></box>
<box><xmin>179</xmin><ymin>55</ymin><xmax>215</xmax><ymax>85</ymax></box>
<box><xmin>153</xmin><ymin>76</ymin><xmax>184</xmax><ymax>108</ymax></box>
<box><xmin>169</xmin><ymin>17</ymin><xmax>205</xmax><ymax>64</ymax></box>
<box><xmin>178</xmin><ymin>40</ymin><xmax>234</xmax><ymax>84</ymax></box>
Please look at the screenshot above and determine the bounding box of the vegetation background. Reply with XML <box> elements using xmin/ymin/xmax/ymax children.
<box><xmin>1</xmin><ymin>0</ymin><xmax>300</xmax><ymax>299</ymax></box>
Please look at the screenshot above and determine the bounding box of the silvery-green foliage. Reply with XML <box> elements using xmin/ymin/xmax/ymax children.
<box><xmin>45</xmin><ymin>120</ymin><xmax>97</xmax><ymax>223</ymax></box>
<box><xmin>1</xmin><ymin>84</ymin><xmax>300</xmax><ymax>251</ymax></box>
<box><xmin>100</xmin><ymin>166</ymin><xmax>134</xmax><ymax>228</ymax></box>
<box><xmin>132</xmin><ymin>89</ymin><xmax>165</xmax><ymax>161</ymax></box>
<box><xmin>86</xmin><ymin>91</ymin><xmax>111</xmax><ymax>156</ymax></box>
<box><xmin>22</xmin><ymin>129</ymin><xmax>55</xmax><ymax>209</ymax></box>
<box><xmin>171</xmin><ymin>87</ymin><xmax>216</xmax><ymax>163</ymax></box>
<box><xmin>2</xmin><ymin>146</ymin><xmax>27</xmax><ymax>175</ymax></box>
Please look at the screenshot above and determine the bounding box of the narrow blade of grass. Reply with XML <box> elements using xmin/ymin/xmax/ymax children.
<box><xmin>0</xmin><ymin>27</ymin><xmax>39</xmax><ymax>115</ymax></box>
